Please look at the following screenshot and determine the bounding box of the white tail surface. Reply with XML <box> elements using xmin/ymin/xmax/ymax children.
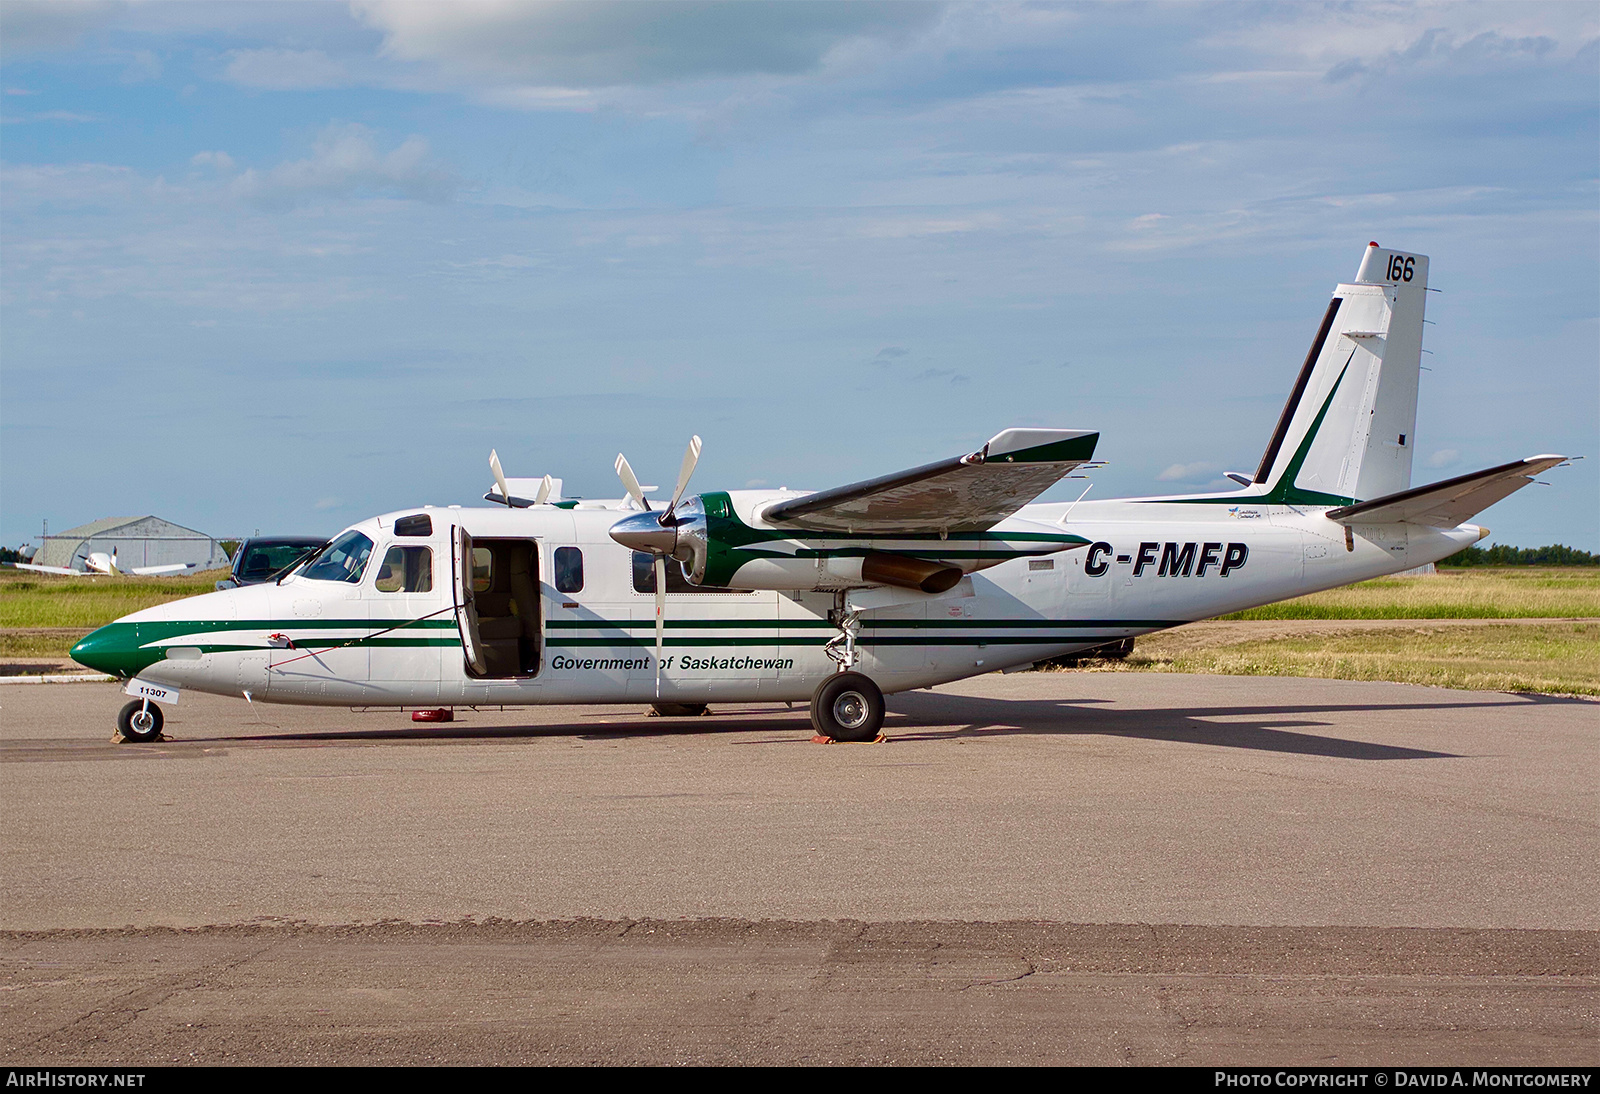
<box><xmin>1254</xmin><ymin>243</ymin><xmax>1429</xmax><ymax>505</ymax></box>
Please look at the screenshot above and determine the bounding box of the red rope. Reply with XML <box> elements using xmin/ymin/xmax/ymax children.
<box><xmin>269</xmin><ymin>604</ymin><xmax>458</xmax><ymax>670</ymax></box>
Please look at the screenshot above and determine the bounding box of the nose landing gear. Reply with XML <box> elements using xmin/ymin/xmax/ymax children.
<box><xmin>116</xmin><ymin>699</ymin><xmax>164</xmax><ymax>743</ymax></box>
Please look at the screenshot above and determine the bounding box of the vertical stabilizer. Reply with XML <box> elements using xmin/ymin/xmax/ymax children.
<box><xmin>1253</xmin><ymin>243</ymin><xmax>1428</xmax><ymax>505</ymax></box>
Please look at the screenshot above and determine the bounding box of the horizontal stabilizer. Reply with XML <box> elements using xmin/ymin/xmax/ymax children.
<box><xmin>1325</xmin><ymin>456</ymin><xmax>1568</xmax><ymax>528</ymax></box>
<box><xmin>763</xmin><ymin>428</ymin><xmax>1098</xmax><ymax>534</ymax></box>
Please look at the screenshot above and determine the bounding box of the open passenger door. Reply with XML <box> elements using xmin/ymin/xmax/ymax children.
<box><xmin>451</xmin><ymin>525</ymin><xmax>488</xmax><ymax>677</ymax></box>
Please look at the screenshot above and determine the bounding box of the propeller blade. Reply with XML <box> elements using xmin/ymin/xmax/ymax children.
<box><xmin>615</xmin><ymin>453</ymin><xmax>649</xmax><ymax>511</ymax></box>
<box><xmin>489</xmin><ymin>450</ymin><xmax>512</xmax><ymax>508</ymax></box>
<box><xmin>535</xmin><ymin>474</ymin><xmax>553</xmax><ymax>506</ymax></box>
<box><xmin>667</xmin><ymin>435</ymin><xmax>703</xmax><ymax>514</ymax></box>
<box><xmin>654</xmin><ymin>555</ymin><xmax>667</xmax><ymax>698</ymax></box>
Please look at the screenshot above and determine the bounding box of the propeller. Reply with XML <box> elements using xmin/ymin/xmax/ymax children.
<box><xmin>614</xmin><ymin>452</ymin><xmax>650</xmax><ymax>511</ymax></box>
<box><xmin>488</xmin><ymin>451</ymin><xmax>556</xmax><ymax>507</ymax></box>
<box><xmin>489</xmin><ymin>450</ymin><xmax>512</xmax><ymax>508</ymax></box>
<box><xmin>611</xmin><ymin>436</ymin><xmax>703</xmax><ymax>697</ymax></box>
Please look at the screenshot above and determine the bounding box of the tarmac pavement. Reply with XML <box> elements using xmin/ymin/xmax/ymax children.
<box><xmin>1</xmin><ymin>673</ymin><xmax>1594</xmax><ymax>1064</ymax></box>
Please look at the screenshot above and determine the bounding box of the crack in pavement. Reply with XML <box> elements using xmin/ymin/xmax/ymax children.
<box><xmin>17</xmin><ymin>942</ymin><xmax>272</xmax><ymax>1056</ymax></box>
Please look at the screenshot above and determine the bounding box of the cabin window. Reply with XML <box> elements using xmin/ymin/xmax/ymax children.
<box><xmin>393</xmin><ymin>513</ymin><xmax>432</xmax><ymax>537</ymax></box>
<box><xmin>375</xmin><ymin>546</ymin><xmax>433</xmax><ymax>593</ymax></box>
<box><xmin>471</xmin><ymin>547</ymin><xmax>493</xmax><ymax>593</ymax></box>
<box><xmin>631</xmin><ymin>551</ymin><xmax>749</xmax><ymax>594</ymax></box>
<box><xmin>300</xmin><ymin>530</ymin><xmax>373</xmax><ymax>584</ymax></box>
<box><xmin>554</xmin><ymin>547</ymin><xmax>583</xmax><ymax>593</ymax></box>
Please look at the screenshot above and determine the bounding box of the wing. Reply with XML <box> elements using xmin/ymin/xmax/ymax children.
<box><xmin>1325</xmin><ymin>455</ymin><xmax>1569</xmax><ymax>528</ymax></box>
<box><xmin>7</xmin><ymin>563</ymin><xmax>86</xmax><ymax>576</ymax></box>
<box><xmin>763</xmin><ymin>428</ymin><xmax>1099</xmax><ymax>534</ymax></box>
<box><xmin>128</xmin><ymin>563</ymin><xmax>197</xmax><ymax>576</ymax></box>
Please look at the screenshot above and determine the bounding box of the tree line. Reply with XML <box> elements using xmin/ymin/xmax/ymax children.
<box><xmin>1439</xmin><ymin>544</ymin><xmax>1598</xmax><ymax>567</ymax></box>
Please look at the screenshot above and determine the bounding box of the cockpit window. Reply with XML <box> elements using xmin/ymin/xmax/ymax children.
<box><xmin>375</xmin><ymin>546</ymin><xmax>433</xmax><ymax>593</ymax></box>
<box><xmin>300</xmin><ymin>530</ymin><xmax>374</xmax><ymax>584</ymax></box>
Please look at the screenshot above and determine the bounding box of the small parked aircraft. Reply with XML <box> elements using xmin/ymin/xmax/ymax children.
<box><xmin>72</xmin><ymin>244</ymin><xmax>1570</xmax><ymax>743</ymax></box>
<box><xmin>13</xmin><ymin>547</ymin><xmax>196</xmax><ymax>578</ymax></box>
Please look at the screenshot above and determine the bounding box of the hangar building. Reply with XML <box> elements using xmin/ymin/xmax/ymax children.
<box><xmin>35</xmin><ymin>516</ymin><xmax>229</xmax><ymax>573</ymax></box>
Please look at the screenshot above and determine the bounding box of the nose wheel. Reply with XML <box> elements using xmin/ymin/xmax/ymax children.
<box><xmin>810</xmin><ymin>672</ymin><xmax>884</xmax><ymax>742</ymax></box>
<box><xmin>116</xmin><ymin>699</ymin><xmax>164</xmax><ymax>743</ymax></box>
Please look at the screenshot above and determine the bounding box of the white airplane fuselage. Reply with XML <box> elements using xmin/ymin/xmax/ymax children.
<box><xmin>73</xmin><ymin>495</ymin><xmax>1481</xmax><ymax>708</ymax></box>
<box><xmin>71</xmin><ymin>243</ymin><xmax>1554</xmax><ymax>730</ymax></box>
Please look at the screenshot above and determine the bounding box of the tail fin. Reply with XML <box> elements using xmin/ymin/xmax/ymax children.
<box><xmin>1253</xmin><ymin>243</ymin><xmax>1429</xmax><ymax>506</ymax></box>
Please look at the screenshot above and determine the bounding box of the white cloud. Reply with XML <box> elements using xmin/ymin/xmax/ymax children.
<box><xmin>222</xmin><ymin>48</ymin><xmax>353</xmax><ymax>91</ymax></box>
<box><xmin>230</xmin><ymin>123</ymin><xmax>457</xmax><ymax>210</ymax></box>
<box><xmin>0</xmin><ymin>1</ymin><xmax>118</xmax><ymax>58</ymax></box>
<box><xmin>191</xmin><ymin>150</ymin><xmax>235</xmax><ymax>172</ymax></box>
<box><xmin>121</xmin><ymin>48</ymin><xmax>162</xmax><ymax>83</ymax></box>
<box><xmin>1</xmin><ymin>110</ymin><xmax>101</xmax><ymax>124</ymax></box>
<box><xmin>1427</xmin><ymin>449</ymin><xmax>1460</xmax><ymax>469</ymax></box>
<box><xmin>351</xmin><ymin>0</ymin><xmax>943</xmax><ymax>88</ymax></box>
<box><xmin>1157</xmin><ymin>461</ymin><xmax>1220</xmax><ymax>482</ymax></box>
<box><xmin>1202</xmin><ymin>4</ymin><xmax>1598</xmax><ymax>84</ymax></box>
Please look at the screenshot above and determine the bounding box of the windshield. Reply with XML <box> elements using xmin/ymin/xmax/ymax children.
<box><xmin>299</xmin><ymin>530</ymin><xmax>374</xmax><ymax>584</ymax></box>
<box><xmin>238</xmin><ymin>541</ymin><xmax>321</xmax><ymax>581</ymax></box>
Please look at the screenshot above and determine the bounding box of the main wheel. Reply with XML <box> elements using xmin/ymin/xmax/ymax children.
<box><xmin>117</xmin><ymin>700</ymin><xmax>164</xmax><ymax>743</ymax></box>
<box><xmin>650</xmin><ymin>702</ymin><xmax>708</xmax><ymax>717</ymax></box>
<box><xmin>809</xmin><ymin>672</ymin><xmax>885</xmax><ymax>742</ymax></box>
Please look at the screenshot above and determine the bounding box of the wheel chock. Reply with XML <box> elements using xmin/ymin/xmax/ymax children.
<box><xmin>412</xmin><ymin>709</ymin><xmax>454</xmax><ymax>723</ymax></box>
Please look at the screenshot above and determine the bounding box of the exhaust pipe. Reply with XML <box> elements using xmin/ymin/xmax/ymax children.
<box><xmin>860</xmin><ymin>552</ymin><xmax>964</xmax><ymax>594</ymax></box>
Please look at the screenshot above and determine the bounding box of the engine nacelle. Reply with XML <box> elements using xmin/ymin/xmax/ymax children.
<box><xmin>705</xmin><ymin>551</ymin><xmax>963</xmax><ymax>593</ymax></box>
<box><xmin>611</xmin><ymin>489</ymin><xmax>1078</xmax><ymax>595</ymax></box>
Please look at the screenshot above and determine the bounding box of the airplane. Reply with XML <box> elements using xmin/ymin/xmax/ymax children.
<box><xmin>70</xmin><ymin>243</ymin><xmax>1572</xmax><ymax>745</ymax></box>
<box><xmin>11</xmin><ymin>547</ymin><xmax>197</xmax><ymax>578</ymax></box>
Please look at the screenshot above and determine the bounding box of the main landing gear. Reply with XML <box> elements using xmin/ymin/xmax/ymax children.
<box><xmin>116</xmin><ymin>699</ymin><xmax>164</xmax><ymax>743</ymax></box>
<box><xmin>812</xmin><ymin>592</ymin><xmax>885</xmax><ymax>741</ymax></box>
<box><xmin>810</xmin><ymin>671</ymin><xmax>885</xmax><ymax>742</ymax></box>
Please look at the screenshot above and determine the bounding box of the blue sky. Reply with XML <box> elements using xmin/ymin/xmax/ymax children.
<box><xmin>2</xmin><ymin>1</ymin><xmax>1596</xmax><ymax>550</ymax></box>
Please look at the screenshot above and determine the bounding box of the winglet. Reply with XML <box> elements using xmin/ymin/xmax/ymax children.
<box><xmin>983</xmin><ymin>429</ymin><xmax>1099</xmax><ymax>464</ymax></box>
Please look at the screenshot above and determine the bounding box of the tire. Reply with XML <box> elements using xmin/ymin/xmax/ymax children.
<box><xmin>809</xmin><ymin>672</ymin><xmax>885</xmax><ymax>742</ymax></box>
<box><xmin>117</xmin><ymin>699</ymin><xmax>164</xmax><ymax>742</ymax></box>
<box><xmin>650</xmin><ymin>702</ymin><xmax>708</xmax><ymax>717</ymax></box>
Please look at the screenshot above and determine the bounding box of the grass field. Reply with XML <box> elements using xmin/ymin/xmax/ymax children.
<box><xmin>0</xmin><ymin>568</ymin><xmax>229</xmax><ymax>630</ymax></box>
<box><xmin>1222</xmin><ymin>567</ymin><xmax>1600</xmax><ymax>619</ymax></box>
<box><xmin>1083</xmin><ymin>620</ymin><xmax>1600</xmax><ymax>698</ymax></box>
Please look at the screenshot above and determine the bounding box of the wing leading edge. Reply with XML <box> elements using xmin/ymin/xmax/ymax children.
<box><xmin>763</xmin><ymin>428</ymin><xmax>1099</xmax><ymax>534</ymax></box>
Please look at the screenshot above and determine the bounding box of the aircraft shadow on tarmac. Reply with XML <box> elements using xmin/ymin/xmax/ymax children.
<box><xmin>885</xmin><ymin>692</ymin><xmax>1466</xmax><ymax>760</ymax></box>
<box><xmin>161</xmin><ymin>688</ymin><xmax>1550</xmax><ymax>760</ymax></box>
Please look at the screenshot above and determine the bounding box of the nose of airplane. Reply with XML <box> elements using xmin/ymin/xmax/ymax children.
<box><xmin>70</xmin><ymin>622</ymin><xmax>156</xmax><ymax>678</ymax></box>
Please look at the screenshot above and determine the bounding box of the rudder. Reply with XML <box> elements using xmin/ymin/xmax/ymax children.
<box><xmin>1253</xmin><ymin>243</ymin><xmax>1429</xmax><ymax>505</ymax></box>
